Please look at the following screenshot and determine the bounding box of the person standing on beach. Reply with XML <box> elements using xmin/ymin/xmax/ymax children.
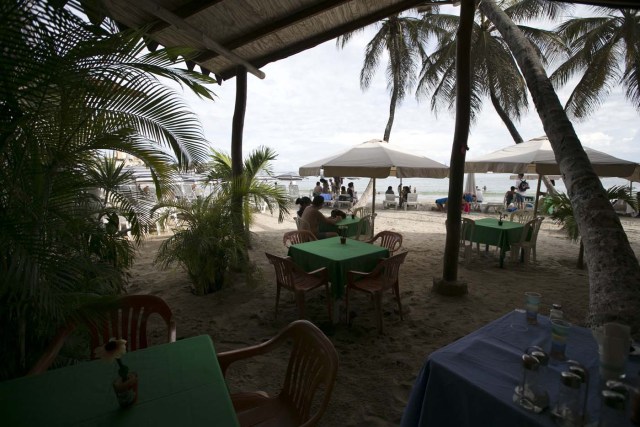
<box><xmin>301</xmin><ymin>195</ymin><xmax>340</xmax><ymax>239</ymax></box>
<box><xmin>475</xmin><ymin>186</ymin><xmax>483</xmax><ymax>203</ymax></box>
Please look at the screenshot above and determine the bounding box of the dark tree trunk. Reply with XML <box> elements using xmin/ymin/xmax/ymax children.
<box><xmin>480</xmin><ymin>0</ymin><xmax>640</xmax><ymax>335</ymax></box>
<box><xmin>383</xmin><ymin>86</ymin><xmax>398</xmax><ymax>142</ymax></box>
<box><xmin>440</xmin><ymin>0</ymin><xmax>475</xmax><ymax>284</ymax></box>
<box><xmin>577</xmin><ymin>240</ymin><xmax>584</xmax><ymax>270</ymax></box>
<box><xmin>231</xmin><ymin>67</ymin><xmax>248</xmax><ymax>262</ymax></box>
<box><xmin>489</xmin><ymin>89</ymin><xmax>523</xmax><ymax>144</ymax></box>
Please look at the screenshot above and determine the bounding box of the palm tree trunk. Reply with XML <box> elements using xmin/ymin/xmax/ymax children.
<box><xmin>479</xmin><ymin>0</ymin><xmax>640</xmax><ymax>334</ymax></box>
<box><xmin>232</xmin><ymin>67</ymin><xmax>248</xmax><ymax>262</ymax></box>
<box><xmin>383</xmin><ymin>87</ymin><xmax>398</xmax><ymax>142</ymax></box>
<box><xmin>489</xmin><ymin>89</ymin><xmax>523</xmax><ymax>144</ymax></box>
<box><xmin>440</xmin><ymin>0</ymin><xmax>474</xmax><ymax>286</ymax></box>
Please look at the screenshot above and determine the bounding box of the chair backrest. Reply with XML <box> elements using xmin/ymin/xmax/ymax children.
<box><xmin>217</xmin><ymin>320</ymin><xmax>339</xmax><ymax>426</ymax></box>
<box><xmin>283</xmin><ymin>230</ymin><xmax>317</xmax><ymax>247</ymax></box>
<box><xmin>530</xmin><ymin>216</ymin><xmax>544</xmax><ymax>244</ymax></box>
<box><xmin>368</xmin><ymin>251</ymin><xmax>409</xmax><ymax>288</ymax></box>
<box><xmin>297</xmin><ymin>217</ymin><xmax>311</xmax><ymax>231</ymax></box>
<box><xmin>460</xmin><ymin>217</ymin><xmax>475</xmax><ymax>246</ymax></box>
<box><xmin>407</xmin><ymin>193</ymin><xmax>418</xmax><ymax>202</ymax></box>
<box><xmin>86</xmin><ymin>295</ymin><xmax>177</xmax><ymax>359</ymax></box>
<box><xmin>385</xmin><ymin>194</ymin><xmax>395</xmax><ymax>202</ymax></box>
<box><xmin>519</xmin><ymin>218</ymin><xmax>539</xmax><ymax>244</ymax></box>
<box><xmin>265</xmin><ymin>252</ymin><xmax>297</xmax><ymax>291</ymax></box>
<box><xmin>369</xmin><ymin>231</ymin><xmax>403</xmax><ymax>255</ymax></box>
<box><xmin>29</xmin><ymin>295</ymin><xmax>176</xmax><ymax>374</ymax></box>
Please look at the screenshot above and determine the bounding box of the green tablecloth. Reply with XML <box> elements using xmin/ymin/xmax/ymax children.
<box><xmin>472</xmin><ymin>218</ymin><xmax>524</xmax><ymax>267</ymax></box>
<box><xmin>0</xmin><ymin>335</ymin><xmax>239</xmax><ymax>427</ymax></box>
<box><xmin>288</xmin><ymin>236</ymin><xmax>388</xmax><ymax>299</ymax></box>
<box><xmin>319</xmin><ymin>216</ymin><xmax>361</xmax><ymax>237</ymax></box>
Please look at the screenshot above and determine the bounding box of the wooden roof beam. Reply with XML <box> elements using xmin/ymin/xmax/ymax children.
<box><xmin>134</xmin><ymin>0</ymin><xmax>265</xmax><ymax>79</ymax></box>
<box><xmin>193</xmin><ymin>0</ymin><xmax>352</xmax><ymax>63</ymax></box>
<box><xmin>217</xmin><ymin>0</ymin><xmax>427</xmax><ymax>80</ymax></box>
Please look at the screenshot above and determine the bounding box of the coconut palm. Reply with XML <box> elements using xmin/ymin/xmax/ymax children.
<box><xmin>543</xmin><ymin>186</ymin><xmax>637</xmax><ymax>269</ymax></box>
<box><xmin>205</xmin><ymin>146</ymin><xmax>290</xmax><ymax>236</ymax></box>
<box><xmin>551</xmin><ymin>7</ymin><xmax>640</xmax><ymax>120</ymax></box>
<box><xmin>0</xmin><ymin>0</ymin><xmax>216</xmax><ymax>378</ymax></box>
<box><xmin>337</xmin><ymin>13</ymin><xmax>429</xmax><ymax>142</ymax></box>
<box><xmin>417</xmin><ymin>0</ymin><xmax>568</xmax><ymax>144</ymax></box>
<box><xmin>478</xmin><ymin>0</ymin><xmax>640</xmax><ymax>333</ymax></box>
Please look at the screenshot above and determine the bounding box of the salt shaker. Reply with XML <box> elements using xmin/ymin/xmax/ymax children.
<box><xmin>514</xmin><ymin>353</ymin><xmax>549</xmax><ymax>413</ymax></box>
<box><xmin>551</xmin><ymin>371</ymin><xmax>582</xmax><ymax>426</ymax></box>
<box><xmin>598</xmin><ymin>390</ymin><xmax>627</xmax><ymax>427</ymax></box>
<box><xmin>550</xmin><ymin>304</ymin><xmax>564</xmax><ymax>320</ymax></box>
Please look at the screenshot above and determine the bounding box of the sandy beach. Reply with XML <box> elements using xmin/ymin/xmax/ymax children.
<box><xmin>127</xmin><ymin>203</ymin><xmax>640</xmax><ymax>426</ymax></box>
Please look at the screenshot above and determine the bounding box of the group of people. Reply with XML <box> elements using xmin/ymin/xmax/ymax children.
<box><xmin>385</xmin><ymin>185</ymin><xmax>416</xmax><ymax>208</ymax></box>
<box><xmin>504</xmin><ymin>174</ymin><xmax>531</xmax><ymax>210</ymax></box>
<box><xmin>313</xmin><ymin>178</ymin><xmax>358</xmax><ymax>203</ymax></box>
<box><xmin>294</xmin><ymin>195</ymin><xmax>341</xmax><ymax>239</ymax></box>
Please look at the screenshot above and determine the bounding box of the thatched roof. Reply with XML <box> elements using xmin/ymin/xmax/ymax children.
<box><xmin>101</xmin><ymin>0</ymin><xmax>638</xmax><ymax>83</ymax></box>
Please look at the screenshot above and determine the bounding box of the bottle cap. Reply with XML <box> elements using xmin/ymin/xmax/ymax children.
<box><xmin>560</xmin><ymin>371</ymin><xmax>582</xmax><ymax>388</ymax></box>
<box><xmin>601</xmin><ymin>390</ymin><xmax>626</xmax><ymax>410</ymax></box>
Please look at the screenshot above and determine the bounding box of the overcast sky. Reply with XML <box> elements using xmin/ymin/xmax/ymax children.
<box><xmin>181</xmin><ymin>5</ymin><xmax>639</xmax><ymax>173</ymax></box>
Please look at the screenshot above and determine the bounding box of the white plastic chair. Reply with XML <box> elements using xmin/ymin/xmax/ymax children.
<box><xmin>382</xmin><ymin>194</ymin><xmax>397</xmax><ymax>209</ymax></box>
<box><xmin>510</xmin><ymin>217</ymin><xmax>544</xmax><ymax>265</ymax></box>
<box><xmin>404</xmin><ymin>193</ymin><xmax>420</xmax><ymax>211</ymax></box>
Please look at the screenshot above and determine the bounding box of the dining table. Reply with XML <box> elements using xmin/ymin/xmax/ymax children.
<box><xmin>287</xmin><ymin>236</ymin><xmax>388</xmax><ymax>299</ymax></box>
<box><xmin>401</xmin><ymin>310</ymin><xmax>640</xmax><ymax>427</ymax></box>
<box><xmin>319</xmin><ymin>215</ymin><xmax>361</xmax><ymax>237</ymax></box>
<box><xmin>0</xmin><ymin>335</ymin><xmax>239</xmax><ymax>427</ymax></box>
<box><xmin>472</xmin><ymin>217</ymin><xmax>525</xmax><ymax>267</ymax></box>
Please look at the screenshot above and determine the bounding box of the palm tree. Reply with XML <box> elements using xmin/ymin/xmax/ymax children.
<box><xmin>205</xmin><ymin>146</ymin><xmax>290</xmax><ymax>251</ymax></box>
<box><xmin>0</xmin><ymin>0</ymin><xmax>216</xmax><ymax>378</ymax></box>
<box><xmin>551</xmin><ymin>7</ymin><xmax>640</xmax><ymax>120</ymax></box>
<box><xmin>477</xmin><ymin>0</ymin><xmax>640</xmax><ymax>333</ymax></box>
<box><xmin>417</xmin><ymin>0</ymin><xmax>568</xmax><ymax>144</ymax></box>
<box><xmin>337</xmin><ymin>13</ymin><xmax>429</xmax><ymax>142</ymax></box>
<box><xmin>543</xmin><ymin>186</ymin><xmax>637</xmax><ymax>268</ymax></box>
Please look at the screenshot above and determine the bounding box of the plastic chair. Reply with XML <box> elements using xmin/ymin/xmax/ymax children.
<box><xmin>460</xmin><ymin>217</ymin><xmax>477</xmax><ymax>266</ymax></box>
<box><xmin>353</xmin><ymin>214</ymin><xmax>375</xmax><ymax>241</ymax></box>
<box><xmin>404</xmin><ymin>193</ymin><xmax>420</xmax><ymax>211</ymax></box>
<box><xmin>29</xmin><ymin>295</ymin><xmax>177</xmax><ymax>375</ymax></box>
<box><xmin>382</xmin><ymin>194</ymin><xmax>397</xmax><ymax>209</ymax></box>
<box><xmin>510</xmin><ymin>217</ymin><xmax>544</xmax><ymax>265</ymax></box>
<box><xmin>366</xmin><ymin>231</ymin><xmax>403</xmax><ymax>256</ymax></box>
<box><xmin>265</xmin><ymin>252</ymin><xmax>331</xmax><ymax>320</ymax></box>
<box><xmin>217</xmin><ymin>320</ymin><xmax>338</xmax><ymax>427</ymax></box>
<box><xmin>352</xmin><ymin>206</ymin><xmax>371</xmax><ymax>218</ymax></box>
<box><xmin>346</xmin><ymin>251</ymin><xmax>409</xmax><ymax>334</ymax></box>
<box><xmin>283</xmin><ymin>230</ymin><xmax>317</xmax><ymax>247</ymax></box>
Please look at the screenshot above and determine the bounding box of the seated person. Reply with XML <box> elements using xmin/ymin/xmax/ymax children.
<box><xmin>301</xmin><ymin>195</ymin><xmax>340</xmax><ymax>239</ymax></box>
<box><xmin>338</xmin><ymin>185</ymin><xmax>351</xmax><ymax>201</ymax></box>
<box><xmin>505</xmin><ymin>186</ymin><xmax>517</xmax><ymax>207</ymax></box>
<box><xmin>312</xmin><ymin>181</ymin><xmax>323</xmax><ymax>197</ymax></box>
<box><xmin>385</xmin><ymin>186</ymin><xmax>395</xmax><ymax>195</ymax></box>
<box><xmin>320</xmin><ymin>178</ymin><xmax>330</xmax><ymax>194</ymax></box>
<box><xmin>347</xmin><ymin>182</ymin><xmax>358</xmax><ymax>203</ymax></box>
<box><xmin>295</xmin><ymin>196</ymin><xmax>312</xmax><ymax>218</ymax></box>
<box><xmin>330</xmin><ymin>209</ymin><xmax>347</xmax><ymax>220</ymax></box>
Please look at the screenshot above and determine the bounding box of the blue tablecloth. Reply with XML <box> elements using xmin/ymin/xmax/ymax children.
<box><xmin>401</xmin><ymin>311</ymin><xmax>639</xmax><ymax>427</ymax></box>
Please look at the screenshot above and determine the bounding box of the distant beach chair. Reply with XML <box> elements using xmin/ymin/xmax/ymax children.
<box><xmin>404</xmin><ymin>193</ymin><xmax>420</xmax><ymax>211</ymax></box>
<box><xmin>382</xmin><ymin>194</ymin><xmax>398</xmax><ymax>209</ymax></box>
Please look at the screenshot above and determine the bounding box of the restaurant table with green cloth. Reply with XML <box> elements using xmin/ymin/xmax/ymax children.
<box><xmin>471</xmin><ymin>218</ymin><xmax>525</xmax><ymax>267</ymax></box>
<box><xmin>287</xmin><ymin>236</ymin><xmax>388</xmax><ymax>299</ymax></box>
<box><xmin>401</xmin><ymin>310</ymin><xmax>640</xmax><ymax>427</ymax></box>
<box><xmin>0</xmin><ymin>335</ymin><xmax>239</xmax><ymax>427</ymax></box>
<box><xmin>319</xmin><ymin>216</ymin><xmax>361</xmax><ymax>237</ymax></box>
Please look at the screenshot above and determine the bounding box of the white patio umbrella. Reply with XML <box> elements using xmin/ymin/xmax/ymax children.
<box><xmin>274</xmin><ymin>172</ymin><xmax>304</xmax><ymax>181</ymax></box>
<box><xmin>299</xmin><ymin>139</ymin><xmax>449</xmax><ymax>231</ymax></box>
<box><xmin>465</xmin><ymin>135</ymin><xmax>639</xmax><ymax>214</ymax></box>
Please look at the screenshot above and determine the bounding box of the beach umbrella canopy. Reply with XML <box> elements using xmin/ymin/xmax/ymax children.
<box><xmin>465</xmin><ymin>135</ymin><xmax>638</xmax><ymax>178</ymax></box>
<box><xmin>298</xmin><ymin>139</ymin><xmax>449</xmax><ymax>179</ymax></box>
<box><xmin>275</xmin><ymin>172</ymin><xmax>304</xmax><ymax>181</ymax></box>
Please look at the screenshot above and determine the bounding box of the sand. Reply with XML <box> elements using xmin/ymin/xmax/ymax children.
<box><xmin>127</xmin><ymin>204</ymin><xmax>640</xmax><ymax>426</ymax></box>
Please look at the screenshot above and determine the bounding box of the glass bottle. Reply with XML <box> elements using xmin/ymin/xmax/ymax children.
<box><xmin>552</xmin><ymin>371</ymin><xmax>582</xmax><ymax>426</ymax></box>
<box><xmin>598</xmin><ymin>390</ymin><xmax>627</xmax><ymax>427</ymax></box>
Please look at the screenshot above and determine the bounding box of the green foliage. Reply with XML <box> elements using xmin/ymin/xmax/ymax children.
<box><xmin>542</xmin><ymin>185</ymin><xmax>638</xmax><ymax>242</ymax></box>
<box><xmin>0</xmin><ymin>0</ymin><xmax>214</xmax><ymax>379</ymax></box>
<box><xmin>153</xmin><ymin>195</ymin><xmax>245</xmax><ymax>295</ymax></box>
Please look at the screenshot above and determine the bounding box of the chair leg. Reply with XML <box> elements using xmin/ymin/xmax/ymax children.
<box><xmin>532</xmin><ymin>246</ymin><xmax>536</xmax><ymax>264</ymax></box>
<box><xmin>345</xmin><ymin>287</ymin><xmax>351</xmax><ymax>326</ymax></box>
<box><xmin>325</xmin><ymin>284</ymin><xmax>332</xmax><ymax>321</ymax></box>
<box><xmin>522</xmin><ymin>247</ymin><xmax>531</xmax><ymax>265</ymax></box>
<box><xmin>275</xmin><ymin>285</ymin><xmax>281</xmax><ymax>318</ymax></box>
<box><xmin>295</xmin><ymin>291</ymin><xmax>305</xmax><ymax>319</ymax></box>
<box><xmin>374</xmin><ymin>292</ymin><xmax>383</xmax><ymax>334</ymax></box>
<box><xmin>394</xmin><ymin>283</ymin><xmax>403</xmax><ymax>320</ymax></box>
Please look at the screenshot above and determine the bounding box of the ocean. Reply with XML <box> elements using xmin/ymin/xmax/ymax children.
<box><xmin>278</xmin><ymin>173</ymin><xmax>633</xmax><ymax>204</ymax></box>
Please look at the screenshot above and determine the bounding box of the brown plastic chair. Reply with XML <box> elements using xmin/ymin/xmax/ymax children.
<box><xmin>283</xmin><ymin>230</ymin><xmax>317</xmax><ymax>247</ymax></box>
<box><xmin>510</xmin><ymin>216</ymin><xmax>544</xmax><ymax>265</ymax></box>
<box><xmin>265</xmin><ymin>252</ymin><xmax>331</xmax><ymax>320</ymax></box>
<box><xmin>366</xmin><ymin>230</ymin><xmax>403</xmax><ymax>256</ymax></box>
<box><xmin>217</xmin><ymin>320</ymin><xmax>339</xmax><ymax>427</ymax></box>
<box><xmin>353</xmin><ymin>213</ymin><xmax>375</xmax><ymax>241</ymax></box>
<box><xmin>28</xmin><ymin>294</ymin><xmax>176</xmax><ymax>375</ymax></box>
<box><xmin>346</xmin><ymin>251</ymin><xmax>409</xmax><ymax>334</ymax></box>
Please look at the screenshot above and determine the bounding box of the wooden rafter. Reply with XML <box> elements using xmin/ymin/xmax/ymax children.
<box><xmin>149</xmin><ymin>0</ymin><xmax>225</xmax><ymax>34</ymax></box>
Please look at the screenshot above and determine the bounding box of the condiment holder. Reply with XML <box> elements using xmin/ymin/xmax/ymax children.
<box><xmin>513</xmin><ymin>347</ymin><xmax>550</xmax><ymax>413</ymax></box>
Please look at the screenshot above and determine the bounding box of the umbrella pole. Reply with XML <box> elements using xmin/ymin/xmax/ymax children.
<box><xmin>372</xmin><ymin>178</ymin><xmax>376</xmax><ymax>235</ymax></box>
<box><xmin>533</xmin><ymin>174</ymin><xmax>543</xmax><ymax>217</ymax></box>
